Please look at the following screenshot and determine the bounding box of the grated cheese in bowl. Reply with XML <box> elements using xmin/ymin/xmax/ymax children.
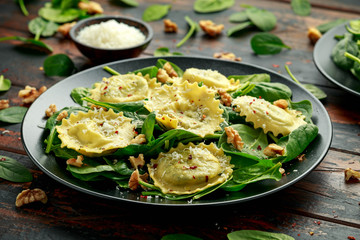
<box><xmin>76</xmin><ymin>19</ymin><xmax>146</xmax><ymax>49</ymax></box>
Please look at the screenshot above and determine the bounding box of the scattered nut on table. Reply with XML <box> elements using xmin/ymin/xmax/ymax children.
<box><xmin>18</xmin><ymin>85</ymin><xmax>47</xmax><ymax>104</ymax></box>
<box><xmin>78</xmin><ymin>1</ymin><xmax>103</xmax><ymax>14</ymax></box>
<box><xmin>225</xmin><ymin>126</ymin><xmax>244</xmax><ymax>151</ymax></box>
<box><xmin>345</xmin><ymin>168</ymin><xmax>360</xmax><ymax>181</ymax></box>
<box><xmin>58</xmin><ymin>22</ymin><xmax>76</xmax><ymax>37</ymax></box>
<box><xmin>307</xmin><ymin>27</ymin><xmax>322</xmax><ymax>44</ymax></box>
<box><xmin>163</xmin><ymin>19</ymin><xmax>178</xmax><ymax>33</ymax></box>
<box><xmin>199</xmin><ymin>20</ymin><xmax>224</xmax><ymax>37</ymax></box>
<box><xmin>0</xmin><ymin>99</ymin><xmax>10</xmax><ymax>110</ymax></box>
<box><xmin>213</xmin><ymin>52</ymin><xmax>242</xmax><ymax>62</ymax></box>
<box><xmin>15</xmin><ymin>188</ymin><xmax>48</xmax><ymax>207</ymax></box>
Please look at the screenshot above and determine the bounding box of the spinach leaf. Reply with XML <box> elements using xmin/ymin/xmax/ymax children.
<box><xmin>288</xmin><ymin>100</ymin><xmax>313</xmax><ymax>123</ymax></box>
<box><xmin>104</xmin><ymin>158</ymin><xmax>133</xmax><ymax>176</ymax></box>
<box><xmin>247</xmin><ymin>82</ymin><xmax>292</xmax><ymax>102</ymax></box>
<box><xmin>162</xmin><ymin>234</ymin><xmax>202</xmax><ymax>240</ymax></box>
<box><xmin>0</xmin><ymin>106</ymin><xmax>27</xmax><ymax>123</ymax></box>
<box><xmin>331</xmin><ymin>33</ymin><xmax>358</xmax><ymax>70</ymax></box>
<box><xmin>71</xmin><ymin>87</ymin><xmax>90</xmax><ymax>106</ymax></box>
<box><xmin>43</xmin><ymin>54</ymin><xmax>75</xmax><ymax>76</ymax></box>
<box><xmin>28</xmin><ymin>17</ymin><xmax>59</xmax><ymax>40</ymax></box>
<box><xmin>116</xmin><ymin>0</ymin><xmax>139</xmax><ymax>7</ymax></box>
<box><xmin>227</xmin><ymin>21</ymin><xmax>253</xmax><ymax>37</ymax></box>
<box><xmin>229</xmin><ymin>11</ymin><xmax>249</xmax><ymax>23</ymax></box>
<box><xmin>177</xmin><ymin>16</ymin><xmax>199</xmax><ymax>48</ymax></box>
<box><xmin>83</xmin><ymin>97</ymin><xmax>144</xmax><ymax>113</ymax></box>
<box><xmin>228</xmin><ymin>230</ymin><xmax>295</xmax><ymax>240</ymax></box>
<box><xmin>156</xmin><ymin>59</ymin><xmax>184</xmax><ymax>77</ymax></box>
<box><xmin>0</xmin><ymin>36</ymin><xmax>53</xmax><ymax>53</ymax></box>
<box><xmin>141</xmin><ymin>112</ymin><xmax>156</xmax><ymax>142</ymax></box>
<box><xmin>291</xmin><ymin>0</ymin><xmax>311</xmax><ymax>16</ymax></box>
<box><xmin>316</xmin><ymin>19</ymin><xmax>348</xmax><ymax>34</ymax></box>
<box><xmin>250</xmin><ymin>33</ymin><xmax>291</xmax><ymax>55</ymax></box>
<box><xmin>142</xmin><ymin>4</ymin><xmax>171</xmax><ymax>22</ymax></box>
<box><xmin>132</xmin><ymin>66</ymin><xmax>159</xmax><ymax>78</ymax></box>
<box><xmin>193</xmin><ymin>0</ymin><xmax>234</xmax><ymax>13</ymax></box>
<box><xmin>228</xmin><ymin>73</ymin><xmax>270</xmax><ymax>83</ymax></box>
<box><xmin>345</xmin><ymin>52</ymin><xmax>360</xmax><ymax>79</ymax></box>
<box><xmin>0</xmin><ymin>75</ymin><xmax>11</xmax><ymax>91</ymax></box>
<box><xmin>154</xmin><ymin>47</ymin><xmax>183</xmax><ymax>56</ymax></box>
<box><xmin>38</xmin><ymin>6</ymin><xmax>82</xmax><ymax>23</ymax></box>
<box><xmin>0</xmin><ymin>155</ymin><xmax>33</xmax><ymax>182</ymax></box>
<box><xmin>245</xmin><ymin>7</ymin><xmax>277</xmax><ymax>32</ymax></box>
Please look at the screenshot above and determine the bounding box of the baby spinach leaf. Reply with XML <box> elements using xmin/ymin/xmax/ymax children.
<box><xmin>83</xmin><ymin>97</ymin><xmax>145</xmax><ymax>113</ymax></box>
<box><xmin>104</xmin><ymin>158</ymin><xmax>133</xmax><ymax>176</ymax></box>
<box><xmin>250</xmin><ymin>33</ymin><xmax>291</xmax><ymax>55</ymax></box>
<box><xmin>39</xmin><ymin>6</ymin><xmax>82</xmax><ymax>23</ymax></box>
<box><xmin>228</xmin><ymin>73</ymin><xmax>271</xmax><ymax>83</ymax></box>
<box><xmin>156</xmin><ymin>59</ymin><xmax>184</xmax><ymax>77</ymax></box>
<box><xmin>316</xmin><ymin>19</ymin><xmax>348</xmax><ymax>34</ymax></box>
<box><xmin>141</xmin><ymin>112</ymin><xmax>156</xmax><ymax>143</ymax></box>
<box><xmin>177</xmin><ymin>16</ymin><xmax>199</xmax><ymax>48</ymax></box>
<box><xmin>0</xmin><ymin>75</ymin><xmax>11</xmax><ymax>91</ymax></box>
<box><xmin>142</xmin><ymin>4</ymin><xmax>171</xmax><ymax>22</ymax></box>
<box><xmin>43</xmin><ymin>54</ymin><xmax>75</xmax><ymax>76</ymax></box>
<box><xmin>231</xmin><ymin>162</ymin><xmax>282</xmax><ymax>185</ymax></box>
<box><xmin>346</xmin><ymin>52</ymin><xmax>360</xmax><ymax>79</ymax></box>
<box><xmin>288</xmin><ymin>100</ymin><xmax>313</xmax><ymax>123</ymax></box>
<box><xmin>71</xmin><ymin>87</ymin><xmax>90</xmax><ymax>106</ymax></box>
<box><xmin>245</xmin><ymin>7</ymin><xmax>277</xmax><ymax>32</ymax></box>
<box><xmin>227</xmin><ymin>21</ymin><xmax>253</xmax><ymax>37</ymax></box>
<box><xmin>194</xmin><ymin>0</ymin><xmax>234</xmax><ymax>13</ymax></box>
<box><xmin>0</xmin><ymin>36</ymin><xmax>53</xmax><ymax>53</ymax></box>
<box><xmin>28</xmin><ymin>17</ymin><xmax>59</xmax><ymax>40</ymax></box>
<box><xmin>228</xmin><ymin>230</ymin><xmax>295</xmax><ymax>240</ymax></box>
<box><xmin>154</xmin><ymin>47</ymin><xmax>183</xmax><ymax>56</ymax></box>
<box><xmin>116</xmin><ymin>0</ymin><xmax>139</xmax><ymax>7</ymax></box>
<box><xmin>0</xmin><ymin>106</ymin><xmax>27</xmax><ymax>123</ymax></box>
<box><xmin>229</xmin><ymin>11</ymin><xmax>249</xmax><ymax>23</ymax></box>
<box><xmin>0</xmin><ymin>155</ymin><xmax>33</xmax><ymax>182</ymax></box>
<box><xmin>162</xmin><ymin>233</ymin><xmax>203</xmax><ymax>240</ymax></box>
<box><xmin>132</xmin><ymin>66</ymin><xmax>159</xmax><ymax>78</ymax></box>
<box><xmin>247</xmin><ymin>82</ymin><xmax>292</xmax><ymax>102</ymax></box>
<box><xmin>291</xmin><ymin>0</ymin><xmax>311</xmax><ymax>16</ymax></box>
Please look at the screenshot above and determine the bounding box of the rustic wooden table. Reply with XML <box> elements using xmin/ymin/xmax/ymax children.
<box><xmin>1</xmin><ymin>0</ymin><xmax>360</xmax><ymax>239</ymax></box>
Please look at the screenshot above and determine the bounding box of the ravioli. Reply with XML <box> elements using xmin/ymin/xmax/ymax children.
<box><xmin>182</xmin><ymin>68</ymin><xmax>240</xmax><ymax>91</ymax></box>
<box><xmin>232</xmin><ymin>96</ymin><xmax>307</xmax><ymax>136</ymax></box>
<box><xmin>148</xmin><ymin>142</ymin><xmax>233</xmax><ymax>195</ymax></box>
<box><xmin>56</xmin><ymin>108</ymin><xmax>136</xmax><ymax>157</ymax></box>
<box><xmin>144</xmin><ymin>81</ymin><xmax>224</xmax><ymax>137</ymax></box>
<box><xmin>89</xmin><ymin>74</ymin><xmax>160</xmax><ymax>103</ymax></box>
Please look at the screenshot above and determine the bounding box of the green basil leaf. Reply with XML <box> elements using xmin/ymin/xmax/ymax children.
<box><xmin>250</xmin><ymin>33</ymin><xmax>291</xmax><ymax>55</ymax></box>
<box><xmin>0</xmin><ymin>75</ymin><xmax>11</xmax><ymax>91</ymax></box>
<box><xmin>0</xmin><ymin>155</ymin><xmax>33</xmax><ymax>182</ymax></box>
<box><xmin>245</xmin><ymin>7</ymin><xmax>277</xmax><ymax>32</ymax></box>
<box><xmin>228</xmin><ymin>230</ymin><xmax>295</xmax><ymax>240</ymax></box>
<box><xmin>291</xmin><ymin>0</ymin><xmax>311</xmax><ymax>16</ymax></box>
<box><xmin>227</xmin><ymin>21</ymin><xmax>253</xmax><ymax>37</ymax></box>
<box><xmin>0</xmin><ymin>36</ymin><xmax>53</xmax><ymax>53</ymax></box>
<box><xmin>142</xmin><ymin>4</ymin><xmax>171</xmax><ymax>22</ymax></box>
<box><xmin>316</xmin><ymin>19</ymin><xmax>348</xmax><ymax>34</ymax></box>
<box><xmin>194</xmin><ymin>0</ymin><xmax>234</xmax><ymax>13</ymax></box>
<box><xmin>44</xmin><ymin>54</ymin><xmax>75</xmax><ymax>76</ymax></box>
<box><xmin>0</xmin><ymin>106</ymin><xmax>27</xmax><ymax>123</ymax></box>
<box><xmin>28</xmin><ymin>17</ymin><xmax>59</xmax><ymax>39</ymax></box>
<box><xmin>229</xmin><ymin>11</ymin><xmax>249</xmax><ymax>23</ymax></box>
<box><xmin>176</xmin><ymin>16</ymin><xmax>199</xmax><ymax>48</ymax></box>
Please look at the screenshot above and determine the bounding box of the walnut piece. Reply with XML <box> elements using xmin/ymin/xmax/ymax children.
<box><xmin>308</xmin><ymin>27</ymin><xmax>322</xmax><ymax>45</ymax></box>
<box><xmin>273</xmin><ymin>99</ymin><xmax>288</xmax><ymax>109</ymax></box>
<box><xmin>130</xmin><ymin>134</ymin><xmax>146</xmax><ymax>144</ymax></box>
<box><xmin>56</xmin><ymin>110</ymin><xmax>68</xmax><ymax>121</ymax></box>
<box><xmin>199</xmin><ymin>20</ymin><xmax>224</xmax><ymax>37</ymax></box>
<box><xmin>78</xmin><ymin>1</ymin><xmax>103</xmax><ymax>14</ymax></box>
<box><xmin>345</xmin><ymin>168</ymin><xmax>360</xmax><ymax>181</ymax></box>
<box><xmin>66</xmin><ymin>155</ymin><xmax>84</xmax><ymax>167</ymax></box>
<box><xmin>224</xmin><ymin>126</ymin><xmax>244</xmax><ymax>151</ymax></box>
<box><xmin>263</xmin><ymin>143</ymin><xmax>285</xmax><ymax>157</ymax></box>
<box><xmin>18</xmin><ymin>85</ymin><xmax>47</xmax><ymax>104</ymax></box>
<box><xmin>163</xmin><ymin>62</ymin><xmax>178</xmax><ymax>78</ymax></box>
<box><xmin>213</xmin><ymin>52</ymin><xmax>242</xmax><ymax>62</ymax></box>
<box><xmin>15</xmin><ymin>188</ymin><xmax>48</xmax><ymax>207</ymax></box>
<box><xmin>279</xmin><ymin>168</ymin><xmax>285</xmax><ymax>175</ymax></box>
<box><xmin>0</xmin><ymin>99</ymin><xmax>9</xmax><ymax>110</ymax></box>
<box><xmin>45</xmin><ymin>104</ymin><xmax>57</xmax><ymax>117</ymax></box>
<box><xmin>58</xmin><ymin>22</ymin><xmax>76</xmax><ymax>37</ymax></box>
<box><xmin>218</xmin><ymin>89</ymin><xmax>232</xmax><ymax>107</ymax></box>
<box><xmin>157</xmin><ymin>68</ymin><xmax>171</xmax><ymax>83</ymax></box>
<box><xmin>129</xmin><ymin>154</ymin><xmax>145</xmax><ymax>169</ymax></box>
<box><xmin>128</xmin><ymin>169</ymin><xmax>149</xmax><ymax>191</ymax></box>
<box><xmin>164</xmin><ymin>19</ymin><xmax>178</xmax><ymax>33</ymax></box>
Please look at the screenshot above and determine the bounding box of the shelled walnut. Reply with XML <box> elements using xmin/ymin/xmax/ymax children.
<box><xmin>15</xmin><ymin>188</ymin><xmax>48</xmax><ymax>207</ymax></box>
<box><xmin>218</xmin><ymin>89</ymin><xmax>232</xmax><ymax>107</ymax></box>
<box><xmin>129</xmin><ymin>154</ymin><xmax>145</xmax><ymax>169</ymax></box>
<box><xmin>263</xmin><ymin>144</ymin><xmax>285</xmax><ymax>157</ymax></box>
<box><xmin>224</xmin><ymin>126</ymin><xmax>244</xmax><ymax>151</ymax></box>
<box><xmin>66</xmin><ymin>155</ymin><xmax>84</xmax><ymax>167</ymax></box>
<box><xmin>130</xmin><ymin>134</ymin><xmax>146</xmax><ymax>144</ymax></box>
<box><xmin>0</xmin><ymin>99</ymin><xmax>9</xmax><ymax>110</ymax></box>
<box><xmin>78</xmin><ymin>1</ymin><xmax>103</xmax><ymax>14</ymax></box>
<box><xmin>58</xmin><ymin>22</ymin><xmax>76</xmax><ymax>37</ymax></box>
<box><xmin>213</xmin><ymin>52</ymin><xmax>242</xmax><ymax>62</ymax></box>
<box><xmin>18</xmin><ymin>85</ymin><xmax>47</xmax><ymax>104</ymax></box>
<box><xmin>164</xmin><ymin>19</ymin><xmax>178</xmax><ymax>33</ymax></box>
<box><xmin>56</xmin><ymin>110</ymin><xmax>68</xmax><ymax>121</ymax></box>
<box><xmin>45</xmin><ymin>104</ymin><xmax>57</xmax><ymax>117</ymax></box>
<box><xmin>273</xmin><ymin>99</ymin><xmax>288</xmax><ymax>109</ymax></box>
<box><xmin>345</xmin><ymin>168</ymin><xmax>360</xmax><ymax>181</ymax></box>
<box><xmin>199</xmin><ymin>20</ymin><xmax>224</xmax><ymax>37</ymax></box>
<box><xmin>128</xmin><ymin>169</ymin><xmax>149</xmax><ymax>190</ymax></box>
<box><xmin>307</xmin><ymin>27</ymin><xmax>322</xmax><ymax>44</ymax></box>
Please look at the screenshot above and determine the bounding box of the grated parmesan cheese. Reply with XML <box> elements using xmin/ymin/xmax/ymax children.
<box><xmin>77</xmin><ymin>20</ymin><xmax>146</xmax><ymax>49</ymax></box>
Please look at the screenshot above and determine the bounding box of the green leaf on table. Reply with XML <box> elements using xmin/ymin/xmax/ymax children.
<box><xmin>116</xmin><ymin>0</ymin><xmax>139</xmax><ymax>7</ymax></box>
<box><xmin>142</xmin><ymin>4</ymin><xmax>171</xmax><ymax>22</ymax></box>
<box><xmin>229</xmin><ymin>11</ymin><xmax>249</xmax><ymax>23</ymax></box>
<box><xmin>28</xmin><ymin>17</ymin><xmax>59</xmax><ymax>40</ymax></box>
<box><xmin>0</xmin><ymin>106</ymin><xmax>27</xmax><ymax>123</ymax></box>
<box><xmin>316</xmin><ymin>19</ymin><xmax>348</xmax><ymax>34</ymax></box>
<box><xmin>39</xmin><ymin>6</ymin><xmax>82</xmax><ymax>23</ymax></box>
<box><xmin>161</xmin><ymin>233</ymin><xmax>203</xmax><ymax>240</ymax></box>
<box><xmin>227</xmin><ymin>21</ymin><xmax>253</xmax><ymax>37</ymax></box>
<box><xmin>154</xmin><ymin>47</ymin><xmax>183</xmax><ymax>56</ymax></box>
<box><xmin>0</xmin><ymin>155</ymin><xmax>33</xmax><ymax>182</ymax></box>
<box><xmin>291</xmin><ymin>0</ymin><xmax>311</xmax><ymax>16</ymax></box>
<box><xmin>0</xmin><ymin>75</ymin><xmax>11</xmax><ymax>91</ymax></box>
<box><xmin>17</xmin><ymin>0</ymin><xmax>29</xmax><ymax>16</ymax></box>
<box><xmin>245</xmin><ymin>7</ymin><xmax>277</xmax><ymax>32</ymax></box>
<box><xmin>0</xmin><ymin>36</ymin><xmax>53</xmax><ymax>53</ymax></box>
<box><xmin>228</xmin><ymin>230</ymin><xmax>295</xmax><ymax>240</ymax></box>
<box><xmin>250</xmin><ymin>33</ymin><xmax>291</xmax><ymax>55</ymax></box>
<box><xmin>194</xmin><ymin>0</ymin><xmax>234</xmax><ymax>13</ymax></box>
<box><xmin>177</xmin><ymin>16</ymin><xmax>199</xmax><ymax>48</ymax></box>
<box><xmin>43</xmin><ymin>54</ymin><xmax>75</xmax><ymax>76</ymax></box>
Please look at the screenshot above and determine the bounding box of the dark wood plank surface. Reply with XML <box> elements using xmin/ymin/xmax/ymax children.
<box><xmin>1</xmin><ymin>0</ymin><xmax>360</xmax><ymax>239</ymax></box>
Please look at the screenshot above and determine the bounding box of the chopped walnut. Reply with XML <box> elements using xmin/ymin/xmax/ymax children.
<box><xmin>279</xmin><ymin>168</ymin><xmax>285</xmax><ymax>175</ymax></box>
<box><xmin>213</xmin><ymin>52</ymin><xmax>242</xmax><ymax>62</ymax></box>
<box><xmin>129</xmin><ymin>154</ymin><xmax>145</xmax><ymax>169</ymax></box>
<box><xmin>0</xmin><ymin>99</ymin><xmax>9</xmax><ymax>110</ymax></box>
<box><xmin>128</xmin><ymin>169</ymin><xmax>149</xmax><ymax>191</ymax></box>
<box><xmin>263</xmin><ymin>143</ymin><xmax>285</xmax><ymax>157</ymax></box>
<box><xmin>224</xmin><ymin>126</ymin><xmax>244</xmax><ymax>151</ymax></box>
<box><xmin>164</xmin><ymin>19</ymin><xmax>178</xmax><ymax>33</ymax></box>
<box><xmin>156</xmin><ymin>68</ymin><xmax>171</xmax><ymax>83</ymax></box>
<box><xmin>345</xmin><ymin>168</ymin><xmax>360</xmax><ymax>181</ymax></box>
<box><xmin>199</xmin><ymin>20</ymin><xmax>224</xmax><ymax>37</ymax></box>
<box><xmin>308</xmin><ymin>27</ymin><xmax>322</xmax><ymax>45</ymax></box>
<box><xmin>18</xmin><ymin>85</ymin><xmax>47</xmax><ymax>104</ymax></box>
<box><xmin>90</xmin><ymin>104</ymin><xmax>108</xmax><ymax>111</ymax></box>
<box><xmin>218</xmin><ymin>89</ymin><xmax>232</xmax><ymax>107</ymax></box>
<box><xmin>273</xmin><ymin>99</ymin><xmax>288</xmax><ymax>109</ymax></box>
<box><xmin>15</xmin><ymin>188</ymin><xmax>48</xmax><ymax>207</ymax></box>
<box><xmin>66</xmin><ymin>155</ymin><xmax>84</xmax><ymax>167</ymax></box>
<box><xmin>297</xmin><ymin>153</ymin><xmax>306</xmax><ymax>161</ymax></box>
<box><xmin>163</xmin><ymin>62</ymin><xmax>178</xmax><ymax>78</ymax></box>
<box><xmin>45</xmin><ymin>104</ymin><xmax>57</xmax><ymax>117</ymax></box>
<box><xmin>57</xmin><ymin>21</ymin><xmax>76</xmax><ymax>37</ymax></box>
<box><xmin>56</xmin><ymin>110</ymin><xmax>68</xmax><ymax>121</ymax></box>
<box><xmin>78</xmin><ymin>1</ymin><xmax>103</xmax><ymax>14</ymax></box>
<box><xmin>130</xmin><ymin>134</ymin><xmax>146</xmax><ymax>144</ymax></box>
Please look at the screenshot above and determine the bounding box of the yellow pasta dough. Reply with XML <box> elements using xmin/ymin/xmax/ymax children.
<box><xmin>56</xmin><ymin>108</ymin><xmax>136</xmax><ymax>157</ymax></box>
<box><xmin>148</xmin><ymin>142</ymin><xmax>233</xmax><ymax>195</ymax></box>
<box><xmin>232</xmin><ymin>96</ymin><xmax>307</xmax><ymax>136</ymax></box>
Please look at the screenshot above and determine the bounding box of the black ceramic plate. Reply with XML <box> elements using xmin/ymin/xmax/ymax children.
<box><xmin>314</xmin><ymin>21</ymin><xmax>360</xmax><ymax>97</ymax></box>
<box><xmin>22</xmin><ymin>56</ymin><xmax>332</xmax><ymax>206</ymax></box>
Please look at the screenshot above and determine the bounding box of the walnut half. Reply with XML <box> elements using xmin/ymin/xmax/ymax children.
<box><xmin>345</xmin><ymin>168</ymin><xmax>360</xmax><ymax>181</ymax></box>
<box><xmin>224</xmin><ymin>126</ymin><xmax>244</xmax><ymax>151</ymax></box>
<box><xmin>218</xmin><ymin>89</ymin><xmax>232</xmax><ymax>107</ymax></box>
<box><xmin>0</xmin><ymin>99</ymin><xmax>9</xmax><ymax>110</ymax></box>
<box><xmin>263</xmin><ymin>144</ymin><xmax>285</xmax><ymax>157</ymax></box>
<box><xmin>18</xmin><ymin>85</ymin><xmax>47</xmax><ymax>104</ymax></box>
<box><xmin>15</xmin><ymin>188</ymin><xmax>48</xmax><ymax>207</ymax></box>
<box><xmin>199</xmin><ymin>20</ymin><xmax>224</xmax><ymax>37</ymax></box>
